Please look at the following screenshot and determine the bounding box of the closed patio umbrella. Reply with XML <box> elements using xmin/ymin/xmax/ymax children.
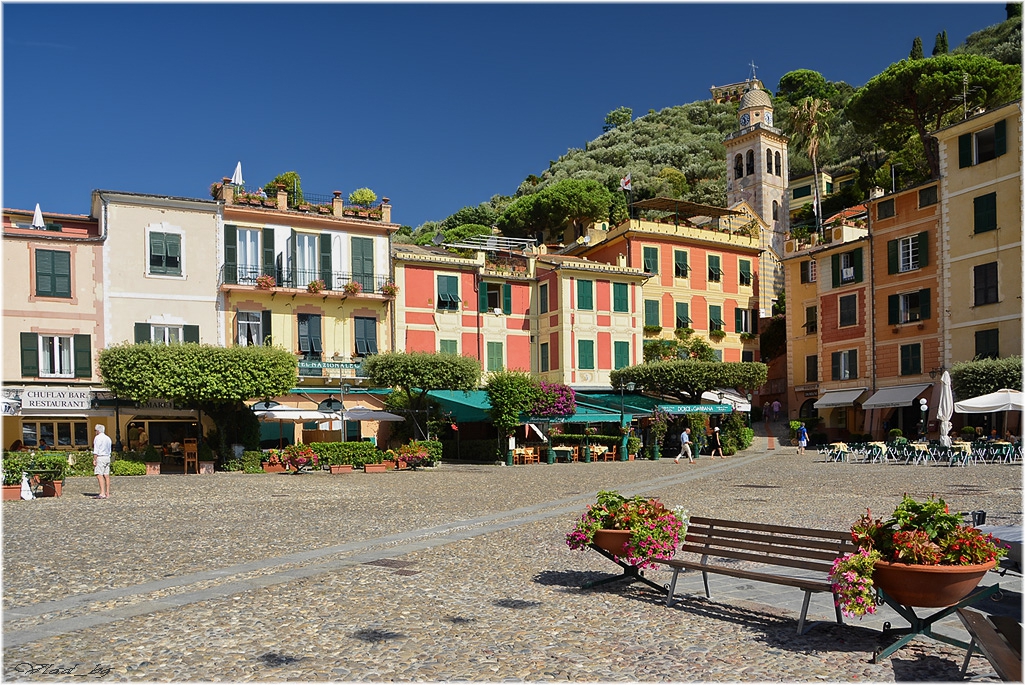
<box><xmin>230</xmin><ymin>161</ymin><xmax>244</xmax><ymax>186</ymax></box>
<box><xmin>31</xmin><ymin>203</ymin><xmax>45</xmax><ymax>229</ymax></box>
<box><xmin>343</xmin><ymin>406</ymin><xmax>404</xmax><ymax>422</ymax></box>
<box><xmin>937</xmin><ymin>371</ymin><xmax>953</xmax><ymax>447</ymax></box>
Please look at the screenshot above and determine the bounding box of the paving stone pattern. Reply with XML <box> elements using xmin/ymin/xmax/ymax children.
<box><xmin>3</xmin><ymin>431</ymin><xmax>1021</xmax><ymax>682</ymax></box>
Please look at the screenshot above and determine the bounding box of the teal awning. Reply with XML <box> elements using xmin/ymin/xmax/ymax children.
<box><xmin>429</xmin><ymin>390</ymin><xmax>493</xmax><ymax>423</ymax></box>
<box><xmin>548</xmin><ymin>401</ymin><xmax>624</xmax><ymax>424</ymax></box>
<box><xmin>575</xmin><ymin>392</ymin><xmax>658</xmax><ymax>417</ymax></box>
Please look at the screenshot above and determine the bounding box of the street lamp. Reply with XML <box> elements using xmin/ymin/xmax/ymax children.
<box><xmin>919</xmin><ymin>397</ymin><xmax>929</xmax><ymax>439</ymax></box>
<box><xmin>746</xmin><ymin>392</ymin><xmax>753</xmax><ymax>428</ymax></box>
<box><xmin>341</xmin><ymin>383</ymin><xmax>351</xmax><ymax>442</ymax></box>
<box><xmin>619</xmin><ymin>381</ymin><xmax>635</xmax><ymax>462</ymax></box>
<box><xmin>619</xmin><ymin>381</ymin><xmax>636</xmax><ymax>418</ymax></box>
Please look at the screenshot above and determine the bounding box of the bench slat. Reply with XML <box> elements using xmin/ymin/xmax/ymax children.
<box><xmin>957</xmin><ymin>608</ymin><xmax>1022</xmax><ymax>681</ymax></box>
<box><xmin>677</xmin><ymin>543</ymin><xmax>836</xmax><ymax>574</ymax></box>
<box><xmin>686</xmin><ymin>526</ymin><xmax>857</xmax><ymax>555</ymax></box>
<box><xmin>655</xmin><ymin>557</ymin><xmax>833</xmax><ymax>593</ymax></box>
<box><xmin>688</xmin><ymin>516</ymin><xmax>852</xmax><ymax>541</ymax></box>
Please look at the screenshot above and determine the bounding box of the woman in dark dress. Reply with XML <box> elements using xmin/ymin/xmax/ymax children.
<box><xmin>710</xmin><ymin>426</ymin><xmax>725</xmax><ymax>459</ymax></box>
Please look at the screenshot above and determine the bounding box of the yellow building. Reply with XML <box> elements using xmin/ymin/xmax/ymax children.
<box><xmin>933</xmin><ymin>100</ymin><xmax>1022</xmax><ymax>365</ymax></box>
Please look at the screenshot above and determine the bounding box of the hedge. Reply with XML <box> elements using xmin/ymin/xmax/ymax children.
<box><xmin>242</xmin><ymin>450</ymin><xmax>265</xmax><ymax>473</ymax></box>
<box><xmin>308</xmin><ymin>442</ymin><xmax>381</xmax><ymax>467</ymax></box>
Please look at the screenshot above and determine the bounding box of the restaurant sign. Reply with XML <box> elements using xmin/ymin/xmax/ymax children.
<box><xmin>658</xmin><ymin>404</ymin><xmax>734</xmax><ymax>414</ymax></box>
<box><xmin>21</xmin><ymin>387</ymin><xmax>92</xmax><ymax>411</ymax></box>
<box><xmin>298</xmin><ymin>361</ymin><xmax>362</xmax><ymax>370</ymax></box>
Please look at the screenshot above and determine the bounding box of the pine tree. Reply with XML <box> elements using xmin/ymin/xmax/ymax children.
<box><xmin>910</xmin><ymin>36</ymin><xmax>924</xmax><ymax>59</ymax></box>
<box><xmin>933</xmin><ymin>30</ymin><xmax>949</xmax><ymax>55</ymax></box>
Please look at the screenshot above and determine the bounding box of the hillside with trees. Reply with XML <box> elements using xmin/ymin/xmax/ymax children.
<box><xmin>410</xmin><ymin>6</ymin><xmax>1020</xmax><ymax>240</ymax></box>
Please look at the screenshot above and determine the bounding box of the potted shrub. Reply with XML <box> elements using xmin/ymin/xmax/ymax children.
<box><xmin>256</xmin><ymin>274</ymin><xmax>276</xmax><ymax>289</ymax></box>
<box><xmin>143</xmin><ymin>444</ymin><xmax>162</xmax><ymax>475</ymax></box>
<box><xmin>307</xmin><ymin>279</ymin><xmax>326</xmax><ymax>294</ymax></box>
<box><xmin>888</xmin><ymin>428</ymin><xmax>904</xmax><ymax>442</ymax></box>
<box><xmin>709</xmin><ymin>329</ymin><xmax>727</xmax><ymax>343</ymax></box>
<box><xmin>829</xmin><ymin>495</ymin><xmax>1007</xmax><ymax>615</ymax></box>
<box><xmin>643</xmin><ymin>325</ymin><xmax>663</xmax><ymax>337</ymax></box>
<box><xmin>280</xmin><ymin>443</ymin><xmax>320</xmax><ymax>473</ymax></box>
<box><xmin>343</xmin><ymin>280</ymin><xmax>363</xmax><ymax>296</ymax></box>
<box><xmin>262</xmin><ymin>449</ymin><xmax>287</xmax><ymax>473</ymax></box>
<box><xmin>2</xmin><ymin>454</ymin><xmax>28</xmax><ymax>500</ymax></box>
<box><xmin>380</xmin><ymin>281</ymin><xmax>399</xmax><ymax>298</ymax></box>
<box><xmin>626</xmin><ymin>436</ymin><xmax>641</xmax><ymax>461</ymax></box>
<box><xmin>648</xmin><ymin>407</ymin><xmax>670</xmax><ymax>460</ymax></box>
<box><xmin>566</xmin><ymin>490</ymin><xmax>688</xmax><ymax>569</ymax></box>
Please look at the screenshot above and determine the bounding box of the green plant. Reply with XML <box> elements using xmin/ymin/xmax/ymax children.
<box><xmin>709</xmin><ymin>329</ymin><xmax>726</xmax><ymax>342</ymax></box>
<box><xmin>143</xmin><ymin>444</ymin><xmax>161</xmax><ymax>462</ymax></box>
<box><xmin>222</xmin><ymin>458</ymin><xmax>244</xmax><ymax>472</ymax></box>
<box><xmin>830</xmin><ymin>548</ymin><xmax>882</xmax><ymax>618</ymax></box>
<box><xmin>242</xmin><ymin>450</ymin><xmax>265</xmax><ymax>473</ymax></box>
<box><xmin>348</xmin><ymin>187</ymin><xmax>377</xmax><ymax>207</ymax></box>
<box><xmin>643</xmin><ymin>325</ymin><xmax>663</xmax><ymax>336</ymax></box>
<box><xmin>739</xmin><ymin>332</ymin><xmax>757</xmax><ymax>341</ymax></box>
<box><xmin>111</xmin><ymin>459</ymin><xmax>146</xmax><ymax>476</ymax></box>
<box><xmin>309</xmin><ymin>441</ymin><xmax>379</xmax><ymax>467</ymax></box>
<box><xmin>674</xmin><ymin>327</ymin><xmax>695</xmax><ymax>339</ymax></box>
<box><xmin>307</xmin><ymin>279</ymin><xmax>326</xmax><ymax>294</ymax></box>
<box><xmin>961</xmin><ymin>426</ymin><xmax>978</xmax><ymax>440</ymax></box>
<box><xmin>566</xmin><ymin>490</ymin><xmax>688</xmax><ymax>569</ymax></box>
<box><xmin>831</xmin><ymin>495</ymin><xmax>1008</xmax><ymax>617</ymax></box>
<box><xmin>30</xmin><ymin>453</ymin><xmax>72</xmax><ymax>480</ymax></box>
<box><xmin>627</xmin><ymin>436</ymin><xmax>641</xmax><ymax>455</ymax></box>
<box><xmin>380</xmin><ymin>281</ymin><xmax>399</xmax><ymax>297</ymax></box>
<box><xmin>343</xmin><ymin>280</ymin><xmax>363</xmax><ymax>296</ymax></box>
<box><xmin>281</xmin><ymin>443</ymin><xmax>320</xmax><ymax>471</ymax></box>
<box><xmin>888</xmin><ymin>428</ymin><xmax>904</xmax><ymax>441</ymax></box>
<box><xmin>649</xmin><ymin>407</ymin><xmax>671</xmax><ymax>445</ymax></box>
<box><xmin>2</xmin><ymin>454</ymin><xmax>28</xmax><ymax>485</ymax></box>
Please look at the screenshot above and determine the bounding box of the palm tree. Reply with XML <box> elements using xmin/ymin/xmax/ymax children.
<box><xmin>789</xmin><ymin>97</ymin><xmax>832</xmax><ymax>235</ymax></box>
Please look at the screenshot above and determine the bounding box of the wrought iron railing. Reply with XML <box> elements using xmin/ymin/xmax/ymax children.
<box><xmin>222</xmin><ymin>265</ymin><xmax>390</xmax><ymax>294</ymax></box>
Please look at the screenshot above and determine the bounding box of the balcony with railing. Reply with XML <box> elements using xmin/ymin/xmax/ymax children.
<box><xmin>215</xmin><ymin>181</ymin><xmax>392</xmax><ymax>223</ymax></box>
<box><xmin>221</xmin><ymin>264</ymin><xmax>394</xmax><ymax>296</ymax></box>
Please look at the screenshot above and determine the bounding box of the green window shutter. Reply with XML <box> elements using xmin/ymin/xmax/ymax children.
<box><xmin>308</xmin><ymin>314</ymin><xmax>324</xmax><ymax>354</ymax></box>
<box><xmin>351</xmin><ymin>236</ymin><xmax>374</xmax><ymax>289</ymax></box>
<box><xmin>709</xmin><ymin>305</ymin><xmax>722</xmax><ymax>330</ymax></box>
<box><xmin>850</xmin><ymin>349</ymin><xmax>858</xmax><ymax>378</ymax></box>
<box><xmin>578</xmin><ymin>340</ymin><xmax>594</xmax><ymax>369</ymax></box>
<box><xmin>320</xmin><ymin>233</ymin><xmax>332</xmax><ymax>289</ymax></box>
<box><xmin>487</xmin><ymin>341</ymin><xmax>503</xmax><ymax>372</ymax></box>
<box><xmin>166</xmin><ymin>234</ymin><xmax>181</xmax><ymax>275</ymax></box>
<box><xmin>643</xmin><ymin>247</ymin><xmax>658</xmax><ymax>273</ymax></box>
<box><xmin>73</xmin><ymin>334</ymin><xmax>91</xmax><ymax>378</ymax></box>
<box><xmin>479</xmin><ymin>284</ymin><xmax>489</xmax><ymax>313</ymax></box>
<box><xmin>674</xmin><ymin>250</ymin><xmax>688</xmax><ymax>276</ymax></box>
<box><xmin>831</xmin><ymin>254</ymin><xmax>841</xmax><ymax>287</ymax></box>
<box><xmin>262</xmin><ymin>310</ymin><xmax>272</xmax><ymax>345</ymax></box>
<box><xmin>739</xmin><ymin>259</ymin><xmax>751</xmax><ymax>283</ymax></box>
<box><xmin>751</xmin><ymin>310</ymin><xmax>759</xmax><ymax>333</ymax></box>
<box><xmin>852</xmin><ymin>248</ymin><xmax>863</xmax><ymax>283</ymax></box>
<box><xmin>735</xmin><ymin>307</ymin><xmax>744</xmax><ymax>333</ymax></box>
<box><xmin>919</xmin><ymin>288</ymin><xmax>931</xmax><ymax>320</ymax></box>
<box><xmin>52</xmin><ymin>251</ymin><xmax>71</xmax><ymax>297</ymax></box>
<box><xmin>831</xmin><ymin>352</ymin><xmax>841</xmax><ymax>380</ymax></box>
<box><xmin>958</xmin><ymin>133</ymin><xmax>973</xmax><ymax>168</ymax></box>
<box><xmin>440</xmin><ymin>339</ymin><xmax>458</xmax><ymax>355</ymax></box>
<box><xmin>183</xmin><ymin>325</ymin><xmax>200</xmax><ymax>343</ymax></box>
<box><xmin>614</xmin><ymin>341</ymin><xmax>629</xmax><ymax>370</ymax></box>
<box><xmin>900</xmin><ymin>345</ymin><xmax>910</xmax><ymax>373</ymax></box>
<box><xmin>800</xmin><ymin>261</ymin><xmax>809</xmax><ymax>284</ymax></box>
<box><xmin>613</xmin><ymin>282</ymin><xmax>628</xmax><ymax>312</ymax></box>
<box><xmin>974</xmin><ymin>192</ymin><xmax>997</xmax><ymax>233</ymax></box>
<box><xmin>577</xmin><ymin>280</ymin><xmax>593</xmax><ymax>310</ymax></box>
<box><xmin>675</xmin><ymin>302</ymin><xmax>690</xmax><ymax>328</ymax></box>
<box><xmin>887</xmin><ymin>239</ymin><xmax>899</xmax><ymax>275</ymax></box>
<box><xmin>134</xmin><ymin>323</ymin><xmax>150</xmax><ymax>343</ymax></box>
<box><xmin>35</xmin><ymin>250</ymin><xmax>53</xmax><ymax>296</ymax></box>
<box><xmin>995</xmin><ymin>119</ymin><xmax>1007</xmax><ymax>157</ymax></box>
<box><xmin>262</xmin><ymin>228</ymin><xmax>275</xmax><ymax>278</ymax></box>
<box><xmin>888</xmin><ymin>294</ymin><xmax>899</xmax><ymax>326</ymax></box>
<box><xmin>917</xmin><ymin>231</ymin><xmax>929</xmax><ymax>268</ymax></box>
<box><xmin>150</xmin><ymin>233</ymin><xmax>166</xmax><ymax>274</ymax></box>
<box><xmin>224</xmin><ymin>224</ymin><xmax>237</xmax><ymax>284</ymax></box>
<box><xmin>644</xmin><ymin>300</ymin><xmax>659</xmax><ymax>326</ymax></box>
<box><xmin>502</xmin><ymin>283</ymin><xmax>512</xmax><ymax>315</ymax></box>
<box><xmin>20</xmin><ymin>332</ymin><xmax>38</xmax><ymax>376</ymax></box>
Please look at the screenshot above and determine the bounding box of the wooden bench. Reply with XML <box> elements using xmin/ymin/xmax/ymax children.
<box><xmin>957</xmin><ymin>608</ymin><xmax>1022</xmax><ymax>681</ymax></box>
<box><xmin>653</xmin><ymin>516</ymin><xmax>857</xmax><ymax>635</ymax></box>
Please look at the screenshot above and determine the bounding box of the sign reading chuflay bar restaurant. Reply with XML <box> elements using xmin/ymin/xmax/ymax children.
<box><xmin>21</xmin><ymin>387</ymin><xmax>92</xmax><ymax>410</ymax></box>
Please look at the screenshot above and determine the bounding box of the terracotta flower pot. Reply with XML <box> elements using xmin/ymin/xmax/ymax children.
<box><xmin>873</xmin><ymin>559</ymin><xmax>997</xmax><ymax>607</ymax></box>
<box><xmin>329</xmin><ymin>464</ymin><xmax>353</xmax><ymax>474</ymax></box>
<box><xmin>3</xmin><ymin>484</ymin><xmax>22</xmax><ymax>500</ymax></box>
<box><xmin>592</xmin><ymin>529</ymin><xmax>632</xmax><ymax>557</ymax></box>
<box><xmin>38</xmin><ymin>480</ymin><xmax>62</xmax><ymax>497</ymax></box>
<box><xmin>364</xmin><ymin>463</ymin><xmax>387</xmax><ymax>473</ymax></box>
<box><xmin>262</xmin><ymin>463</ymin><xmax>286</xmax><ymax>473</ymax></box>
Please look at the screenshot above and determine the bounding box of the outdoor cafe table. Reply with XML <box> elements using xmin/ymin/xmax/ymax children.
<box><xmin>552</xmin><ymin>446</ymin><xmax>576</xmax><ymax>463</ymax></box>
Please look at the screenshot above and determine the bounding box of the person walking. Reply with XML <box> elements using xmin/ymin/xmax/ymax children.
<box><xmin>796</xmin><ymin>422</ymin><xmax>809</xmax><ymax>455</ymax></box>
<box><xmin>710</xmin><ymin>426</ymin><xmax>725</xmax><ymax>459</ymax></box>
<box><xmin>93</xmin><ymin>424</ymin><xmax>112</xmax><ymax>499</ymax></box>
<box><xmin>675</xmin><ymin>427</ymin><xmax>694</xmax><ymax>464</ymax></box>
<box><xmin>771</xmin><ymin>400</ymin><xmax>782</xmax><ymax>421</ymax></box>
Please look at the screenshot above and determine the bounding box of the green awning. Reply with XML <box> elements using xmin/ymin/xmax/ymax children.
<box><xmin>549</xmin><ymin>402</ymin><xmax>624</xmax><ymax>424</ymax></box>
<box><xmin>429</xmin><ymin>390</ymin><xmax>493</xmax><ymax>423</ymax></box>
<box><xmin>574</xmin><ymin>392</ymin><xmax>658</xmax><ymax>417</ymax></box>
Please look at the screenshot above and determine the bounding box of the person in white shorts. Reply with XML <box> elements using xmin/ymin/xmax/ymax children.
<box><xmin>93</xmin><ymin>424</ymin><xmax>112</xmax><ymax>499</ymax></box>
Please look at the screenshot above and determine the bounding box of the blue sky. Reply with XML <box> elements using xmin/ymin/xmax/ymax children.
<box><xmin>3</xmin><ymin>3</ymin><xmax>1005</xmax><ymax>229</ymax></box>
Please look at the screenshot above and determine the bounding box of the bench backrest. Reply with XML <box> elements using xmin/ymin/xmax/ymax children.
<box><xmin>681</xmin><ymin>516</ymin><xmax>857</xmax><ymax>575</ymax></box>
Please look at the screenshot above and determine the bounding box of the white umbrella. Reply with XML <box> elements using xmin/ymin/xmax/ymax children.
<box><xmin>937</xmin><ymin>370</ymin><xmax>953</xmax><ymax>447</ymax></box>
<box><xmin>230</xmin><ymin>161</ymin><xmax>244</xmax><ymax>186</ymax></box>
<box><xmin>343</xmin><ymin>406</ymin><xmax>404</xmax><ymax>422</ymax></box>
<box><xmin>31</xmin><ymin>203</ymin><xmax>45</xmax><ymax>229</ymax></box>
<box><xmin>954</xmin><ymin>389</ymin><xmax>1025</xmax><ymax>413</ymax></box>
<box><xmin>254</xmin><ymin>408</ymin><xmax>337</xmax><ymax>422</ymax></box>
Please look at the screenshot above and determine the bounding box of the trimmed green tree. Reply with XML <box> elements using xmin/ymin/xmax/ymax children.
<box><xmin>950</xmin><ymin>356</ymin><xmax>1022</xmax><ymax>400</ymax></box>
<box><xmin>98</xmin><ymin>343</ymin><xmax>297</xmax><ymax>460</ymax></box>
<box><xmin>485</xmin><ymin>370</ymin><xmax>540</xmax><ymax>465</ymax></box>
<box><xmin>610</xmin><ymin>360</ymin><xmax>768</xmax><ymax>406</ymax></box>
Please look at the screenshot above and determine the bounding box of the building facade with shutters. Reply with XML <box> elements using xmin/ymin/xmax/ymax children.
<box><xmin>933</xmin><ymin>100</ymin><xmax>1022</xmax><ymax>367</ymax></box>
<box><xmin>3</xmin><ymin>208</ymin><xmax>106</xmax><ymax>450</ymax></box>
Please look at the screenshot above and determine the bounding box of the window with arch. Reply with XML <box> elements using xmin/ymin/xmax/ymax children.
<box><xmin>734</xmin><ymin>154</ymin><xmax>744</xmax><ymax>179</ymax></box>
<box><xmin>766</xmin><ymin>150</ymin><xmax>772</xmax><ymax>174</ymax></box>
<box><xmin>746</xmin><ymin>150</ymin><xmax>755</xmax><ymax>176</ymax></box>
<box><xmin>774</xmin><ymin>151</ymin><xmax>781</xmax><ymax>176</ymax></box>
<box><xmin>772</xmin><ymin>200</ymin><xmax>779</xmax><ymax>221</ymax></box>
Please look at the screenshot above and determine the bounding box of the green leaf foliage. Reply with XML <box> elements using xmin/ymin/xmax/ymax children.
<box><xmin>363</xmin><ymin>352</ymin><xmax>481</xmax><ymax>417</ymax></box>
<box><xmin>954</xmin><ymin>13</ymin><xmax>1022</xmax><ymax>65</ymax></box>
<box><xmin>265</xmin><ymin>171</ymin><xmax>303</xmax><ymax>206</ymax></box>
<box><xmin>496</xmin><ymin>178</ymin><xmax>613</xmax><ymax>238</ymax></box>
<box><xmin>348</xmin><ymin>187</ymin><xmax>378</xmax><ymax>207</ymax></box>
<box><xmin>846</xmin><ymin>54</ymin><xmax>1021</xmax><ymax>178</ymax></box>
<box><xmin>610</xmin><ymin>360</ymin><xmax>767</xmax><ymax>405</ymax></box>
<box><xmin>485</xmin><ymin>370</ymin><xmax>540</xmax><ymax>437</ymax></box>
<box><xmin>950</xmin><ymin>356</ymin><xmax>1022</xmax><ymax>400</ymax></box>
<box><xmin>98</xmin><ymin>343</ymin><xmax>297</xmax><ymax>404</ymax></box>
<box><xmin>603</xmin><ymin>106</ymin><xmax>633</xmax><ymax>132</ymax></box>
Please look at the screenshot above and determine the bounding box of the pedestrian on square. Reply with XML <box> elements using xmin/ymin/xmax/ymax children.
<box><xmin>93</xmin><ymin>424</ymin><xmax>112</xmax><ymax>499</ymax></box>
<box><xmin>710</xmin><ymin>426</ymin><xmax>724</xmax><ymax>459</ymax></box>
<box><xmin>796</xmin><ymin>422</ymin><xmax>809</xmax><ymax>455</ymax></box>
<box><xmin>771</xmin><ymin>400</ymin><xmax>781</xmax><ymax>421</ymax></box>
<box><xmin>675</xmin><ymin>427</ymin><xmax>694</xmax><ymax>464</ymax></box>
<box><xmin>763</xmin><ymin>402</ymin><xmax>770</xmax><ymax>422</ymax></box>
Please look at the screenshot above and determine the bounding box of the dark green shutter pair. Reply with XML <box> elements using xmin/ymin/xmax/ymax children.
<box><xmin>974</xmin><ymin>193</ymin><xmax>997</xmax><ymax>234</ymax></box>
<box><xmin>612</xmin><ymin>282</ymin><xmax>628</xmax><ymax>312</ymax></box>
<box><xmin>20</xmin><ymin>333</ymin><xmax>91</xmax><ymax>377</ymax></box>
<box><xmin>478</xmin><ymin>282</ymin><xmax>513</xmax><ymax>314</ymax></box>
<box><xmin>352</xmin><ymin>236</ymin><xmax>374</xmax><ymax>291</ymax></box>
<box><xmin>959</xmin><ymin>120</ymin><xmax>1006</xmax><ymax>168</ymax></box>
<box><xmin>35</xmin><ymin>250</ymin><xmax>71</xmax><ymax>297</ymax></box>
<box><xmin>900</xmin><ymin>344</ymin><xmax>922</xmax><ymax>375</ymax></box>
<box><xmin>831</xmin><ymin>248</ymin><xmax>863</xmax><ymax>286</ymax></box>
<box><xmin>887</xmin><ymin>289</ymin><xmax>931</xmax><ymax>325</ymax></box>
<box><xmin>149</xmin><ymin>233</ymin><xmax>181</xmax><ymax>275</ymax></box>
<box><xmin>674</xmin><ymin>251</ymin><xmax>688</xmax><ymax>277</ymax></box>
<box><xmin>576</xmin><ymin>280</ymin><xmax>593</xmax><ymax>310</ymax></box>
<box><xmin>886</xmin><ymin>232</ymin><xmax>929</xmax><ymax>273</ymax></box>
<box><xmin>644</xmin><ymin>300</ymin><xmax>660</xmax><ymax>326</ymax></box>
<box><xmin>831</xmin><ymin>350</ymin><xmax>857</xmax><ymax>380</ymax></box>
<box><xmin>675</xmin><ymin>302</ymin><xmax>690</xmax><ymax>328</ymax></box>
<box><xmin>225</xmin><ymin>225</ymin><xmax>278</xmax><ymax>284</ymax></box>
<box><xmin>614</xmin><ymin>341</ymin><xmax>629</xmax><ymax>370</ymax></box>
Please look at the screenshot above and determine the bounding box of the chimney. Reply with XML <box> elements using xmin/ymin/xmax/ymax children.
<box><xmin>276</xmin><ymin>183</ymin><xmax>288</xmax><ymax>211</ymax></box>
<box><xmin>617</xmin><ymin>253</ymin><xmax>627</xmax><ymax>268</ymax></box>
<box><xmin>381</xmin><ymin>197</ymin><xmax>391</xmax><ymax>223</ymax></box>
<box><xmin>219</xmin><ymin>177</ymin><xmax>234</xmax><ymax>204</ymax></box>
<box><xmin>332</xmin><ymin>191</ymin><xmax>344</xmax><ymax>217</ymax></box>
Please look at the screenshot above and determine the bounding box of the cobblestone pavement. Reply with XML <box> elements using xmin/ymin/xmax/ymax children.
<box><xmin>3</xmin><ymin>434</ymin><xmax>1021</xmax><ymax>682</ymax></box>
